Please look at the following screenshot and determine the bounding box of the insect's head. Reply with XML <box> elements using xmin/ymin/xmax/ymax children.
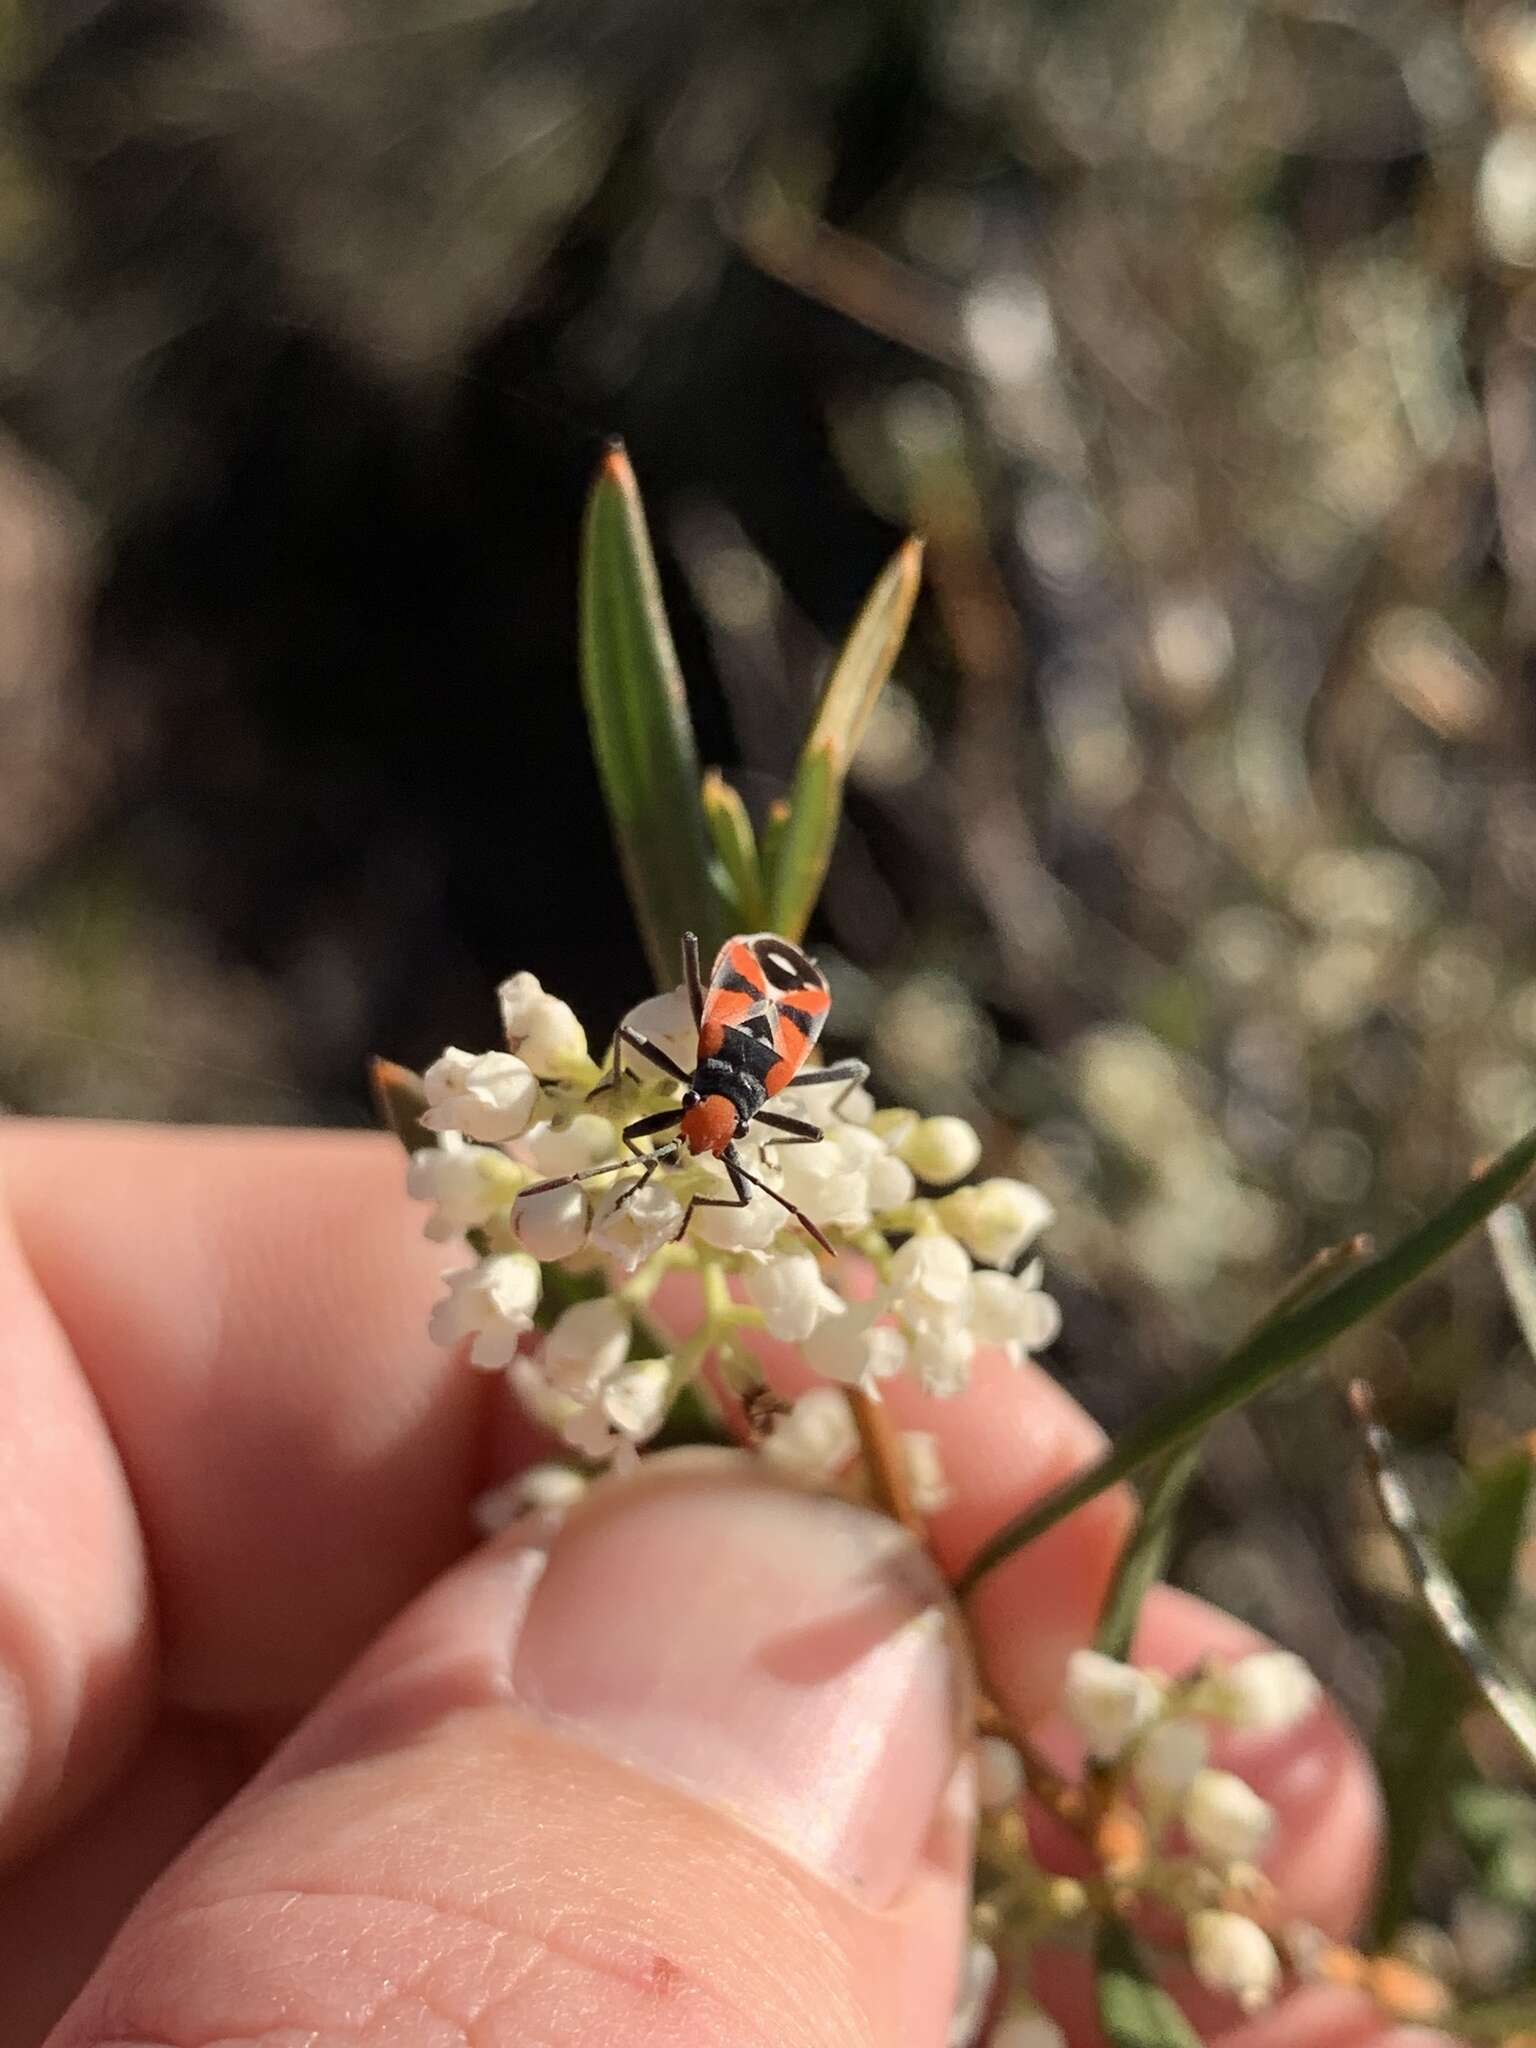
<box><xmin>679</xmin><ymin>1088</ymin><xmax>739</xmax><ymax>1157</ymax></box>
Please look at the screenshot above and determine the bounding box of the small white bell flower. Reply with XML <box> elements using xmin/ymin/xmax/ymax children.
<box><xmin>977</xmin><ymin>1735</ymin><xmax>1026</xmax><ymax>1813</ymax></box>
<box><xmin>1132</xmin><ymin>1717</ymin><xmax>1208</xmax><ymax>1803</ymax></box>
<box><xmin>1182</xmin><ymin>1768</ymin><xmax>1275</xmax><ymax>1867</ymax></box>
<box><xmin>744</xmin><ymin>1252</ymin><xmax>833</xmax><ymax>1342</ymax></box>
<box><xmin>496</xmin><ymin>971</ymin><xmax>590</xmax><ymax>1079</ymax></box>
<box><xmin>518</xmin><ymin>1114</ymin><xmax>616</xmax><ymax>1179</ymax></box>
<box><xmin>600</xmin><ymin>1356</ymin><xmax>674</xmax><ymax>1442</ymax></box>
<box><xmin>908</xmin><ymin>1319</ymin><xmax>978</xmax><ymax>1397</ymax></box>
<box><xmin>407</xmin><ymin>1133</ymin><xmax>522</xmax><ymax>1241</ymax></box>
<box><xmin>428</xmin><ymin>1254</ymin><xmax>542</xmax><ymax>1368</ymax></box>
<box><xmin>542</xmin><ymin>1297</ymin><xmax>631</xmax><ymax>1394</ymax></box>
<box><xmin>891</xmin><ymin>1232</ymin><xmax>974</xmax><ymax>1318</ymax></box>
<box><xmin>1061</xmin><ymin>1649</ymin><xmax>1163</xmax><ymax>1761</ymax></box>
<box><xmin>902</xmin><ymin>1430</ymin><xmax>951</xmax><ymax>1510</ymax></box>
<box><xmin>421</xmin><ymin>1047</ymin><xmax>542</xmax><ymax>1142</ymax></box>
<box><xmin>1203</xmin><ymin>1651</ymin><xmax>1321</xmax><ymax>1736</ymax></box>
<box><xmin>969</xmin><ymin>1267</ymin><xmax>1063</xmax><ymax>1362</ymax></box>
<box><xmin>774</xmin><ymin>1140</ymin><xmax>873</xmax><ymax>1232</ymax></box>
<box><xmin>619</xmin><ymin>986</ymin><xmax>697</xmax><ymax>1074</ymax></box>
<box><xmin>688</xmin><ymin>1166</ymin><xmax>784</xmax><ymax>1252</ymax></box>
<box><xmin>901</xmin><ymin>1115</ymin><xmax>983</xmax><ymax>1186</ymax></box>
<box><xmin>866</xmin><ymin>1148</ymin><xmax>917</xmax><ymax>1213</ymax></box>
<box><xmin>941</xmin><ymin>1178</ymin><xmax>1055</xmax><ymax>1267</ymax></box>
<box><xmin>802</xmin><ymin>1297</ymin><xmax>907</xmax><ymax>1388</ymax></box>
<box><xmin>513</xmin><ymin>1181</ymin><xmax>589</xmax><ymax>1261</ymax></box>
<box><xmin>1186</xmin><ymin>1911</ymin><xmax>1282</xmax><ymax>2013</ymax></box>
<box><xmin>761</xmin><ymin>1388</ymin><xmax>858</xmax><ymax>1485</ymax></box>
<box><xmin>471</xmin><ymin>1462</ymin><xmax>587</xmax><ymax>1534</ymax></box>
<box><xmin>590</xmin><ymin>1177</ymin><xmax>685</xmax><ymax>1272</ymax></box>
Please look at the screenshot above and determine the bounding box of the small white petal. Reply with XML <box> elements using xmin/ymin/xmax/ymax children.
<box><xmin>422</xmin><ymin>1047</ymin><xmax>542</xmax><ymax>1142</ymax></box>
<box><xmin>744</xmin><ymin>1252</ymin><xmax>830</xmax><ymax>1342</ymax></box>
<box><xmin>1061</xmin><ymin>1649</ymin><xmax>1162</xmax><ymax>1762</ymax></box>
<box><xmin>774</xmin><ymin>1141</ymin><xmax>872</xmax><ymax>1232</ymax></box>
<box><xmin>761</xmin><ymin>1388</ymin><xmax>858</xmax><ymax>1484</ymax></box>
<box><xmin>907</xmin><ymin>1318</ymin><xmax>977</xmax><ymax>1396</ymax></box>
<box><xmin>689</xmin><ymin>1169</ymin><xmax>784</xmax><ymax>1252</ymax></box>
<box><xmin>620</xmin><ymin>987</ymin><xmax>697</xmax><ymax>1073</ymax></box>
<box><xmin>429</xmin><ymin>1255</ymin><xmax>541</xmax><ymax>1366</ymax></box>
<box><xmin>601</xmin><ymin>1357</ymin><xmax>673</xmax><ymax>1440</ymax></box>
<box><xmin>496</xmin><ymin>970</ymin><xmax>589</xmax><ymax>1078</ymax></box>
<box><xmin>1205</xmin><ymin>1651</ymin><xmax>1321</xmax><ymax>1736</ymax></box>
<box><xmin>1132</xmin><ymin>1717</ymin><xmax>1208</xmax><ymax>1802</ymax></box>
<box><xmin>941</xmin><ymin>1178</ymin><xmax>1055</xmax><ymax>1267</ymax></box>
<box><xmin>901</xmin><ymin>1115</ymin><xmax>983</xmax><ymax>1186</ymax></box>
<box><xmin>802</xmin><ymin>1298</ymin><xmax>906</xmax><ymax>1387</ymax></box>
<box><xmin>407</xmin><ymin>1134</ymin><xmax>521</xmax><ymax>1241</ymax></box>
<box><xmin>867</xmin><ymin>1149</ymin><xmax>917</xmax><ymax>1213</ymax></box>
<box><xmin>590</xmin><ymin>1178</ymin><xmax>685</xmax><ymax>1272</ymax></box>
<box><xmin>977</xmin><ymin>1735</ymin><xmax>1025</xmax><ymax>1813</ymax></box>
<box><xmin>902</xmin><ymin>1429</ymin><xmax>952</xmax><ymax>1509</ymax></box>
<box><xmin>1186</xmin><ymin>1911</ymin><xmax>1282</xmax><ymax>2013</ymax></box>
<box><xmin>543</xmin><ymin>1297</ymin><xmax>631</xmax><ymax>1394</ymax></box>
<box><xmin>518</xmin><ymin>1114</ymin><xmax>616</xmax><ymax>1178</ymax></box>
<box><xmin>514</xmin><ymin>1181</ymin><xmax>589</xmax><ymax>1261</ymax></box>
<box><xmin>891</xmin><ymin>1232</ymin><xmax>974</xmax><ymax>1314</ymax></box>
<box><xmin>1182</xmin><ymin>1768</ymin><xmax>1275</xmax><ymax>1867</ymax></box>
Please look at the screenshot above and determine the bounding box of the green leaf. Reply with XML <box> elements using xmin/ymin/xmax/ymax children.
<box><xmin>1491</xmin><ymin>1200</ymin><xmax>1536</xmax><ymax>1362</ymax></box>
<box><xmin>956</xmin><ymin>1122</ymin><xmax>1536</xmax><ymax>1598</ymax></box>
<box><xmin>1367</xmin><ymin>1411</ymin><xmax>1536</xmax><ymax>1939</ymax></box>
<box><xmin>701</xmin><ymin>769</ymin><xmax>768</xmax><ymax>929</ymax></box>
<box><xmin>1095</xmin><ymin>1919</ymin><xmax>1204</xmax><ymax>2048</ymax></box>
<box><xmin>763</xmin><ymin>538</ymin><xmax>922</xmax><ymax>941</ymax></box>
<box><xmin>1094</xmin><ymin>1442</ymin><xmax>1202</xmax><ymax>1661</ymax></box>
<box><xmin>580</xmin><ymin>443</ymin><xmax>729</xmax><ymax>989</ymax></box>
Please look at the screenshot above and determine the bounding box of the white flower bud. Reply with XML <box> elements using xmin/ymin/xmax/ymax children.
<box><xmin>1182</xmin><ymin>1768</ymin><xmax>1275</xmax><ymax>1867</ymax></box>
<box><xmin>590</xmin><ymin>1178</ymin><xmax>684</xmax><ymax>1272</ymax></box>
<box><xmin>941</xmin><ymin>1178</ymin><xmax>1055</xmax><ymax>1267</ymax></box>
<box><xmin>407</xmin><ymin>1134</ymin><xmax>522</xmax><ymax>1241</ymax></box>
<box><xmin>977</xmin><ymin>1735</ymin><xmax>1026</xmax><ymax>1813</ymax></box>
<box><xmin>689</xmin><ymin>1164</ymin><xmax>784</xmax><ymax>1252</ymax></box>
<box><xmin>513</xmin><ymin>1181</ymin><xmax>589</xmax><ymax>1261</ymax></box>
<box><xmin>1204</xmin><ymin>1651</ymin><xmax>1321</xmax><ymax>1736</ymax></box>
<box><xmin>421</xmin><ymin>1046</ymin><xmax>542</xmax><ymax>1142</ymax></box>
<box><xmin>471</xmin><ymin>1462</ymin><xmax>587</xmax><ymax>1534</ymax></box>
<box><xmin>496</xmin><ymin>970</ymin><xmax>590</xmax><ymax>1078</ymax></box>
<box><xmin>774</xmin><ymin>1141</ymin><xmax>872</xmax><ymax>1232</ymax></box>
<box><xmin>1062</xmin><ymin>1649</ymin><xmax>1162</xmax><ymax>1761</ymax></box>
<box><xmin>901</xmin><ymin>1115</ymin><xmax>983</xmax><ymax>1186</ymax></box>
<box><xmin>866</xmin><ymin>1148</ymin><xmax>917</xmax><ymax>1214</ymax></box>
<box><xmin>1186</xmin><ymin>1911</ymin><xmax>1282</xmax><ymax>2013</ymax></box>
<box><xmin>908</xmin><ymin>1318</ymin><xmax>977</xmax><ymax>1397</ymax></box>
<box><xmin>744</xmin><ymin>1251</ymin><xmax>831</xmax><ymax>1342</ymax></box>
<box><xmin>620</xmin><ymin>986</ymin><xmax>697</xmax><ymax>1072</ymax></box>
<box><xmin>761</xmin><ymin>1388</ymin><xmax>858</xmax><ymax>1484</ymax></box>
<box><xmin>993</xmin><ymin>2012</ymin><xmax>1068</xmax><ymax>2048</ymax></box>
<box><xmin>891</xmin><ymin>1232</ymin><xmax>974</xmax><ymax>1315</ymax></box>
<box><xmin>542</xmin><ymin>1297</ymin><xmax>631</xmax><ymax>1394</ymax></box>
<box><xmin>948</xmin><ymin>1938</ymin><xmax>998</xmax><ymax>2048</ymax></box>
<box><xmin>902</xmin><ymin>1429</ymin><xmax>951</xmax><ymax>1510</ymax></box>
<box><xmin>1132</xmin><ymin>1717</ymin><xmax>1207</xmax><ymax>1802</ymax></box>
<box><xmin>802</xmin><ymin>1298</ymin><xmax>907</xmax><ymax>1388</ymax></box>
<box><xmin>428</xmin><ymin>1254</ymin><xmax>542</xmax><ymax>1368</ymax></box>
<box><xmin>518</xmin><ymin>1114</ymin><xmax>616</xmax><ymax>1178</ymax></box>
<box><xmin>969</xmin><ymin>1268</ymin><xmax>1063</xmax><ymax>1359</ymax></box>
<box><xmin>601</xmin><ymin>1357</ymin><xmax>673</xmax><ymax>1440</ymax></box>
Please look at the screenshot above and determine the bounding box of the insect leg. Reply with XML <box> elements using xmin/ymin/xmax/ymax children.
<box><xmin>785</xmin><ymin>1057</ymin><xmax>869</xmax><ymax>1120</ymax></box>
<box><xmin>682</xmin><ymin>931</ymin><xmax>706</xmax><ymax>1028</ymax></box>
<box><xmin>752</xmin><ymin>1108</ymin><xmax>826</xmax><ymax>1149</ymax></box>
<box><xmin>731</xmin><ymin>1154</ymin><xmax>837</xmax><ymax>1257</ymax></box>
<box><xmin>672</xmin><ymin>1146</ymin><xmax>753</xmax><ymax>1243</ymax></box>
<box><xmin>520</xmin><ymin>1107</ymin><xmax>681</xmax><ymax>1200</ymax></box>
<box><xmin>587</xmin><ymin>1023</ymin><xmax>693</xmax><ymax>1104</ymax></box>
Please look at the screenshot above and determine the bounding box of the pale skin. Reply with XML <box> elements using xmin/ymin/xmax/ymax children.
<box><xmin>0</xmin><ymin>1123</ymin><xmax>1457</xmax><ymax>2047</ymax></box>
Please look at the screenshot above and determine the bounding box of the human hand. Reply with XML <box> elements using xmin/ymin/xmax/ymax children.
<box><xmin>0</xmin><ymin>1123</ymin><xmax>1443</xmax><ymax>2046</ymax></box>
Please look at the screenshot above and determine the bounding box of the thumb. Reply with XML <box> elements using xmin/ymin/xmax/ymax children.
<box><xmin>49</xmin><ymin>1455</ymin><xmax>976</xmax><ymax>2048</ymax></box>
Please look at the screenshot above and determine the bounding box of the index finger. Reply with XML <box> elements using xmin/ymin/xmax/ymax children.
<box><xmin>0</xmin><ymin>1120</ymin><xmax>482</xmax><ymax>1863</ymax></box>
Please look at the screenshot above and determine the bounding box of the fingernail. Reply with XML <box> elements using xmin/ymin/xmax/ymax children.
<box><xmin>509</xmin><ymin>1462</ymin><xmax>970</xmax><ymax>1905</ymax></box>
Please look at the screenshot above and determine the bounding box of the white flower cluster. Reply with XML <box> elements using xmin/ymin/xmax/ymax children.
<box><xmin>1051</xmin><ymin>1645</ymin><xmax>1323</xmax><ymax>2013</ymax></box>
<box><xmin>406</xmin><ymin>968</ymin><xmax>1064</xmax><ymax>1463</ymax></box>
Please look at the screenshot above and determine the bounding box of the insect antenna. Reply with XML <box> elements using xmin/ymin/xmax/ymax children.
<box><xmin>730</xmin><ymin>1157</ymin><xmax>837</xmax><ymax>1258</ymax></box>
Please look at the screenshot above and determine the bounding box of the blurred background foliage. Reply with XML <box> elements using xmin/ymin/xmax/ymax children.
<box><xmin>10</xmin><ymin>0</ymin><xmax>1536</xmax><ymax>1988</ymax></box>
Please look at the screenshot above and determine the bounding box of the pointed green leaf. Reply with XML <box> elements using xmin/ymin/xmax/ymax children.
<box><xmin>580</xmin><ymin>444</ymin><xmax>728</xmax><ymax>988</ymax></box>
<box><xmin>956</xmin><ymin>1122</ymin><xmax>1536</xmax><ymax>1598</ymax></box>
<box><xmin>1094</xmin><ymin>1442</ymin><xmax>1202</xmax><ymax>1661</ymax></box>
<box><xmin>1095</xmin><ymin>1919</ymin><xmax>1204</xmax><ymax>2048</ymax></box>
<box><xmin>701</xmin><ymin>769</ymin><xmax>768</xmax><ymax>929</ymax></box>
<box><xmin>764</xmin><ymin>539</ymin><xmax>922</xmax><ymax>940</ymax></box>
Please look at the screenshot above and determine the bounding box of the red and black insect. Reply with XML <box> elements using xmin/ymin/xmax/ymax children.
<box><xmin>524</xmin><ymin>931</ymin><xmax>867</xmax><ymax>1254</ymax></box>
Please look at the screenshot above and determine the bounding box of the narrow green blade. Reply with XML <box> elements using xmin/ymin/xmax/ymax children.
<box><xmin>580</xmin><ymin>444</ymin><xmax>728</xmax><ymax>988</ymax></box>
<box><xmin>957</xmin><ymin>1122</ymin><xmax>1536</xmax><ymax>1597</ymax></box>
<box><xmin>1094</xmin><ymin>1442</ymin><xmax>1202</xmax><ymax>1661</ymax></box>
<box><xmin>701</xmin><ymin>768</ymin><xmax>768</xmax><ymax>929</ymax></box>
<box><xmin>1095</xmin><ymin>1919</ymin><xmax>1204</xmax><ymax>2048</ymax></box>
<box><xmin>764</xmin><ymin>538</ymin><xmax>922</xmax><ymax>941</ymax></box>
